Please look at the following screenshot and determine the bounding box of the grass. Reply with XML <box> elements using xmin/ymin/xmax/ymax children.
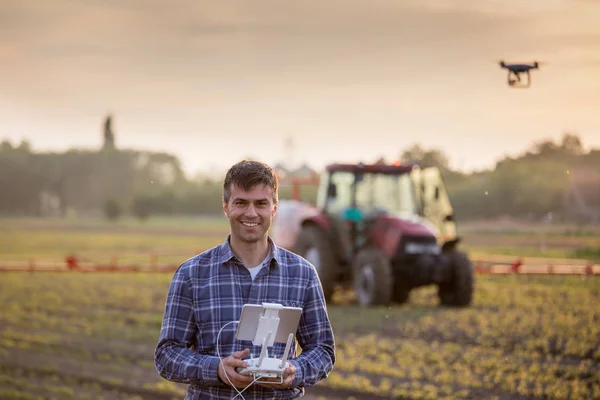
<box><xmin>0</xmin><ymin>272</ymin><xmax>598</xmax><ymax>399</ymax></box>
<box><xmin>1</xmin><ymin>216</ymin><xmax>599</xmax><ymax>266</ymax></box>
<box><xmin>0</xmin><ymin>216</ymin><xmax>229</xmax><ymax>266</ymax></box>
<box><xmin>0</xmin><ymin>215</ymin><xmax>230</xmax><ymax>231</ymax></box>
<box><xmin>1</xmin><ymin>216</ymin><xmax>599</xmax><ymax>398</ymax></box>
<box><xmin>465</xmin><ymin>245</ymin><xmax>600</xmax><ymax>263</ymax></box>
<box><xmin>0</xmin><ymin>230</ymin><xmax>222</xmax><ymax>265</ymax></box>
<box><xmin>466</xmin><ymin>246</ymin><xmax>584</xmax><ymax>260</ymax></box>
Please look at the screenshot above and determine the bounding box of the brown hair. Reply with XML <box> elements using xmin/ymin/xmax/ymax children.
<box><xmin>223</xmin><ymin>160</ymin><xmax>279</xmax><ymax>204</ymax></box>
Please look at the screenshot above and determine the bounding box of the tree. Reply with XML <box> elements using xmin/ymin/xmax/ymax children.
<box><xmin>103</xmin><ymin>199</ymin><xmax>121</xmax><ymax>221</ymax></box>
<box><xmin>17</xmin><ymin>140</ymin><xmax>31</xmax><ymax>153</ymax></box>
<box><xmin>103</xmin><ymin>114</ymin><xmax>115</xmax><ymax>150</ymax></box>
<box><xmin>531</xmin><ymin>139</ymin><xmax>559</xmax><ymax>156</ymax></box>
<box><xmin>528</xmin><ymin>133</ymin><xmax>584</xmax><ymax>158</ymax></box>
<box><xmin>1</xmin><ymin>139</ymin><xmax>13</xmax><ymax>152</ymax></box>
<box><xmin>560</xmin><ymin>133</ymin><xmax>584</xmax><ymax>156</ymax></box>
<box><xmin>130</xmin><ymin>194</ymin><xmax>153</xmax><ymax>221</ymax></box>
<box><xmin>400</xmin><ymin>144</ymin><xmax>450</xmax><ymax>170</ymax></box>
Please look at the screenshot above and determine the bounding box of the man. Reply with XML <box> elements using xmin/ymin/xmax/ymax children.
<box><xmin>155</xmin><ymin>160</ymin><xmax>336</xmax><ymax>399</ymax></box>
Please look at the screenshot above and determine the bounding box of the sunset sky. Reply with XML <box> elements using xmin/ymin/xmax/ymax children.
<box><xmin>1</xmin><ymin>0</ymin><xmax>599</xmax><ymax>177</ymax></box>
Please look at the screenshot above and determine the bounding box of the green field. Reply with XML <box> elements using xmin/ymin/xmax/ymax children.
<box><xmin>0</xmin><ymin>272</ymin><xmax>598</xmax><ymax>400</ymax></box>
<box><xmin>1</xmin><ymin>216</ymin><xmax>599</xmax><ymax>268</ymax></box>
<box><xmin>1</xmin><ymin>217</ymin><xmax>600</xmax><ymax>399</ymax></box>
<box><xmin>0</xmin><ymin>217</ymin><xmax>229</xmax><ymax>266</ymax></box>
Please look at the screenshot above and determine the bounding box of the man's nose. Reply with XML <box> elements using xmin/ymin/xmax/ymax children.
<box><xmin>245</xmin><ymin>203</ymin><xmax>258</xmax><ymax>217</ymax></box>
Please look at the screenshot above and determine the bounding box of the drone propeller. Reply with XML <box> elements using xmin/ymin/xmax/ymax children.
<box><xmin>495</xmin><ymin>59</ymin><xmax>548</xmax><ymax>69</ymax></box>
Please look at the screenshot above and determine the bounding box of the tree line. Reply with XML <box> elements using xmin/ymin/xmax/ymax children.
<box><xmin>399</xmin><ymin>133</ymin><xmax>600</xmax><ymax>222</ymax></box>
<box><xmin>1</xmin><ymin>133</ymin><xmax>598</xmax><ymax>222</ymax></box>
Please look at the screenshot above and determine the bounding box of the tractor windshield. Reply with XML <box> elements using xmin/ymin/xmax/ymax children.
<box><xmin>355</xmin><ymin>172</ymin><xmax>417</xmax><ymax>217</ymax></box>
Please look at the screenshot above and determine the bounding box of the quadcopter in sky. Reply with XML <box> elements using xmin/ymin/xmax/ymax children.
<box><xmin>499</xmin><ymin>61</ymin><xmax>543</xmax><ymax>88</ymax></box>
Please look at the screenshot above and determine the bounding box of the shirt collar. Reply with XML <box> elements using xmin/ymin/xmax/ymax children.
<box><xmin>217</xmin><ymin>235</ymin><xmax>283</xmax><ymax>268</ymax></box>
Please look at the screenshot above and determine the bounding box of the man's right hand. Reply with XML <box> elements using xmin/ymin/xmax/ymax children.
<box><xmin>218</xmin><ymin>348</ymin><xmax>255</xmax><ymax>389</ymax></box>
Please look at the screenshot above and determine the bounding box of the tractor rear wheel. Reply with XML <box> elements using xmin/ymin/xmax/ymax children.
<box><xmin>353</xmin><ymin>248</ymin><xmax>393</xmax><ymax>306</ymax></box>
<box><xmin>438</xmin><ymin>251</ymin><xmax>474</xmax><ymax>307</ymax></box>
<box><xmin>294</xmin><ymin>224</ymin><xmax>338</xmax><ymax>302</ymax></box>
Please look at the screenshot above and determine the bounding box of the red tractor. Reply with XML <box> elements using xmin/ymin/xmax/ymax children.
<box><xmin>272</xmin><ymin>162</ymin><xmax>474</xmax><ymax>307</ymax></box>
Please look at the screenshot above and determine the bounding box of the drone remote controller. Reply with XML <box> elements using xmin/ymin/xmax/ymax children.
<box><xmin>236</xmin><ymin>332</ymin><xmax>294</xmax><ymax>382</ymax></box>
<box><xmin>231</xmin><ymin>303</ymin><xmax>302</xmax><ymax>384</ymax></box>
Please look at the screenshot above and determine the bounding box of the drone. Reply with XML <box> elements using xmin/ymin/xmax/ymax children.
<box><xmin>499</xmin><ymin>60</ymin><xmax>543</xmax><ymax>88</ymax></box>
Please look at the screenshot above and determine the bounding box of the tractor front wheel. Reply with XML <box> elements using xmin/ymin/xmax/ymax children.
<box><xmin>438</xmin><ymin>251</ymin><xmax>474</xmax><ymax>307</ymax></box>
<box><xmin>353</xmin><ymin>248</ymin><xmax>393</xmax><ymax>306</ymax></box>
<box><xmin>393</xmin><ymin>277</ymin><xmax>411</xmax><ymax>304</ymax></box>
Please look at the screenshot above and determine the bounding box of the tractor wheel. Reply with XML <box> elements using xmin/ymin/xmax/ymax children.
<box><xmin>393</xmin><ymin>277</ymin><xmax>411</xmax><ymax>304</ymax></box>
<box><xmin>353</xmin><ymin>248</ymin><xmax>393</xmax><ymax>306</ymax></box>
<box><xmin>294</xmin><ymin>224</ymin><xmax>338</xmax><ymax>302</ymax></box>
<box><xmin>438</xmin><ymin>251</ymin><xmax>474</xmax><ymax>307</ymax></box>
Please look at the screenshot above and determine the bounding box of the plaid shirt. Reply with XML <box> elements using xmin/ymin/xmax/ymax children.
<box><xmin>155</xmin><ymin>236</ymin><xmax>336</xmax><ymax>399</ymax></box>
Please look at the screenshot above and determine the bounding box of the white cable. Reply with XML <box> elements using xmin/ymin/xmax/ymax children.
<box><xmin>216</xmin><ymin>321</ymin><xmax>243</xmax><ymax>399</ymax></box>
<box><xmin>216</xmin><ymin>320</ymin><xmax>262</xmax><ymax>400</ymax></box>
<box><xmin>232</xmin><ymin>373</ymin><xmax>265</xmax><ymax>400</ymax></box>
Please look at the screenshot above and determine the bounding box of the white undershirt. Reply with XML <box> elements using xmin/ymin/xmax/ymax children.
<box><xmin>247</xmin><ymin>249</ymin><xmax>271</xmax><ymax>281</ymax></box>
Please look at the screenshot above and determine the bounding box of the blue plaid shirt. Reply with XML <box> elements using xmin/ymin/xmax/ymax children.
<box><xmin>155</xmin><ymin>236</ymin><xmax>336</xmax><ymax>399</ymax></box>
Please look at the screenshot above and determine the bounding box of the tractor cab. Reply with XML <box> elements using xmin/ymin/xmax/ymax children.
<box><xmin>318</xmin><ymin>163</ymin><xmax>457</xmax><ymax>265</ymax></box>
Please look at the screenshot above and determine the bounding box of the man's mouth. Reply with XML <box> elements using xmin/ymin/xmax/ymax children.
<box><xmin>241</xmin><ymin>222</ymin><xmax>259</xmax><ymax>227</ymax></box>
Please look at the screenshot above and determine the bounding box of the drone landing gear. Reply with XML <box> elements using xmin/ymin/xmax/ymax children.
<box><xmin>507</xmin><ymin>71</ymin><xmax>530</xmax><ymax>88</ymax></box>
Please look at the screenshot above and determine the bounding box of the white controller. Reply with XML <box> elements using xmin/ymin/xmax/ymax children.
<box><xmin>235</xmin><ymin>332</ymin><xmax>294</xmax><ymax>382</ymax></box>
<box><xmin>236</xmin><ymin>358</ymin><xmax>290</xmax><ymax>379</ymax></box>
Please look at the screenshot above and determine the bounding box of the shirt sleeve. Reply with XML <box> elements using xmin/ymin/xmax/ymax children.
<box><xmin>154</xmin><ymin>262</ymin><xmax>222</xmax><ymax>386</ymax></box>
<box><xmin>290</xmin><ymin>268</ymin><xmax>336</xmax><ymax>387</ymax></box>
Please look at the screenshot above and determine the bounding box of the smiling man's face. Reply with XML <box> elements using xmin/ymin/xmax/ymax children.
<box><xmin>223</xmin><ymin>183</ymin><xmax>278</xmax><ymax>244</ymax></box>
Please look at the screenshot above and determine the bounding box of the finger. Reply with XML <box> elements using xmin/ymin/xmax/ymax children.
<box><xmin>231</xmin><ymin>348</ymin><xmax>250</xmax><ymax>359</ymax></box>
<box><xmin>232</xmin><ymin>376</ymin><xmax>256</xmax><ymax>388</ymax></box>
<box><xmin>282</xmin><ymin>373</ymin><xmax>295</xmax><ymax>387</ymax></box>
<box><xmin>221</xmin><ymin>367</ymin><xmax>255</xmax><ymax>387</ymax></box>
<box><xmin>223</xmin><ymin>357</ymin><xmax>248</xmax><ymax>369</ymax></box>
<box><xmin>256</xmin><ymin>374</ymin><xmax>293</xmax><ymax>388</ymax></box>
<box><xmin>257</xmin><ymin>382</ymin><xmax>280</xmax><ymax>388</ymax></box>
<box><xmin>225</xmin><ymin>366</ymin><xmax>253</xmax><ymax>383</ymax></box>
<box><xmin>221</xmin><ymin>361</ymin><xmax>250</xmax><ymax>377</ymax></box>
<box><xmin>257</xmin><ymin>382</ymin><xmax>289</xmax><ymax>389</ymax></box>
<box><xmin>233</xmin><ymin>368</ymin><xmax>255</xmax><ymax>381</ymax></box>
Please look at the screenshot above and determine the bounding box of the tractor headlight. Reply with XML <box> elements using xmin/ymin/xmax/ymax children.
<box><xmin>404</xmin><ymin>242</ymin><xmax>441</xmax><ymax>255</ymax></box>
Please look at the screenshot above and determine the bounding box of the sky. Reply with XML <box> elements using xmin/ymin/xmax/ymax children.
<box><xmin>1</xmin><ymin>0</ymin><xmax>599</xmax><ymax>178</ymax></box>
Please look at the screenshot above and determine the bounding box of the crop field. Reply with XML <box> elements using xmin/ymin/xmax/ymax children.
<box><xmin>1</xmin><ymin>216</ymin><xmax>600</xmax><ymax>399</ymax></box>
<box><xmin>1</xmin><ymin>216</ymin><xmax>600</xmax><ymax>268</ymax></box>
<box><xmin>1</xmin><ymin>272</ymin><xmax>599</xmax><ymax>400</ymax></box>
<box><xmin>0</xmin><ymin>217</ymin><xmax>229</xmax><ymax>267</ymax></box>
